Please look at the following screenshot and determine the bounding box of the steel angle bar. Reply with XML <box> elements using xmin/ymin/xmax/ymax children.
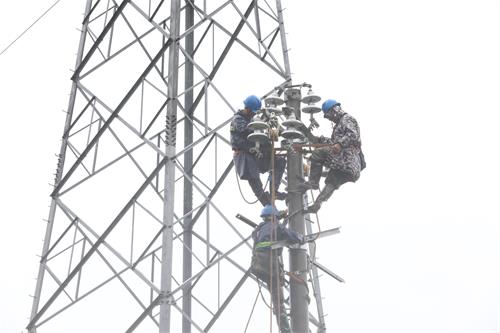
<box><xmin>174</xmin><ymin>292</ymin><xmax>216</xmax><ymax>317</ymax></box>
<box><xmin>312</xmin><ymin>261</ymin><xmax>345</xmax><ymax>283</ymax></box>
<box><xmin>85</xmin><ymin>2</ymin><xmax>117</xmax><ymax>25</ymax></box>
<box><xmin>88</xmin><ymin>107</ymin><xmax>163</xmax><ymax>198</ymax></box>
<box><xmin>150</xmin><ymin>0</ymin><xmax>165</xmax><ymax>21</ymax></box>
<box><xmin>305</xmin><ymin>213</ymin><xmax>326</xmax><ymax>330</ymax></box>
<box><xmin>199</xmin><ymin>17</ymin><xmax>285</xmax><ymax>78</ymax></box>
<box><xmin>66</xmin><ymin>118</ymin><xmax>100</xmax><ymax>138</ymax></box>
<box><xmin>82</xmin><ymin>0</ymin><xmax>101</xmax><ymax>24</ymax></box>
<box><xmin>262</xmin><ymin>26</ymin><xmax>279</xmax><ymax>44</ymax></box>
<box><xmin>262</xmin><ymin>0</ymin><xmax>278</xmax><ymax>18</ymax></box>
<box><xmin>269</xmin><ymin>227</ymin><xmax>341</xmax><ymax>250</ymax></box>
<box><xmin>190</xmin><ymin>133</ymin><xmax>216</xmax><ymax>171</ymax></box>
<box><xmin>126</xmin><ymin>294</ymin><xmax>162</xmax><ymax>332</ymax></box>
<box><xmin>178</xmin><ymin>0</ymin><xmax>232</xmax><ymax>40</ymax></box>
<box><xmin>43</xmin><ymin>266</ymin><xmax>73</xmax><ymax>302</ymax></box>
<box><xmin>257</xmin><ymin>3</ymin><xmax>279</xmax><ymax>22</ymax></box>
<box><xmin>52</xmin><ymin>40</ymin><xmax>172</xmax><ymax>197</ymax></box>
<box><xmin>190</xmin><ymin>160</ymin><xmax>233</xmax><ymax>228</ymax></box>
<box><xmin>167</xmin><ymin>235</ymin><xmax>252</xmax><ymax>299</ymax></box>
<box><xmin>79</xmin><ymin>23</ymin><xmax>161</xmax><ymax>80</ymax></box>
<box><xmin>46</xmin><ymin>238</ymin><xmax>85</xmax><ymax>263</ymax></box>
<box><xmin>141</xmin><ymin>97</ymin><xmax>169</xmax><ymax>138</ymax></box>
<box><xmin>177</xmin><ymin>46</ymin><xmax>241</xmax><ymax>116</ymax></box>
<box><xmin>275</xmin><ymin>0</ymin><xmax>291</xmax><ymax>78</ymax></box>
<box><xmin>182</xmin><ymin>252</ymin><xmax>218</xmax><ymax>296</ymax></box>
<box><xmin>191</xmin><ymin>231</ymin><xmax>252</xmax><ymax>278</ymax></box>
<box><xmin>175</xmin><ymin>171</ymin><xmax>211</xmax><ymax>192</ymax></box>
<box><xmin>193</xmin><ymin>21</ymin><xmax>213</xmax><ymax>55</ymax></box>
<box><xmin>85</xmin><ymin>26</ymin><xmax>107</xmax><ymax>61</ymax></box>
<box><xmin>229</xmin><ymin>1</ymin><xmax>286</xmax><ymax>75</ymax></box>
<box><xmin>128</xmin><ymin>236</ymin><xmax>251</xmax><ymax>332</ymax></box>
<box><xmin>172</xmin><ymin>303</ymin><xmax>205</xmax><ymax>333</ymax></box>
<box><xmin>262</xmin><ymin>28</ymin><xmax>279</xmax><ymax>60</ymax></box>
<box><xmin>55</xmin><ymin>199</ymin><xmax>162</xmax><ymax>293</ymax></box>
<box><xmin>174</xmin><ymin>116</ymin><xmax>232</xmax><ymax>159</ymax></box>
<box><xmin>72</xmin><ymin>0</ymin><xmax>131</xmax><ymax>80</ymax></box>
<box><xmin>58</xmin><ymin>129</ymin><xmax>164</xmax><ymax>196</ymax></box>
<box><xmin>254</xmin><ymin>1</ymin><xmax>262</xmax><ymax>55</ymax></box>
<box><xmin>191</xmin><ymin>116</ymin><xmax>230</xmax><ymax>146</ymax></box>
<box><xmin>131</xmin><ymin>226</ymin><xmax>175</xmax><ymax>270</ymax></box>
<box><xmin>28</xmin><ymin>155</ymin><xmax>170</xmax><ymax>329</ymax></box>
<box><xmin>74</xmin><ymin>224</ymin><xmax>160</xmax><ymax>326</ymax></box>
<box><xmin>35</xmin><ymin>265</ymin><xmax>129</xmax><ymax>329</ymax></box>
<box><xmin>308</xmin><ymin>312</ymin><xmax>321</xmax><ymax>328</ymax></box>
<box><xmin>63</xmin><ymin>97</ymin><xmax>95</xmax><ymax>138</ymax></box>
<box><xmin>75</xmin><ymin>238</ymin><xmax>86</xmax><ymax>299</ymax></box>
<box><xmin>144</xmin><ymin>78</ymin><xmax>169</xmax><ymax>99</ymax></box>
<box><xmin>172</xmin><ymin>162</ymin><xmax>251</xmax><ymax>248</ymax></box>
<box><xmin>204</xmin><ymin>269</ymin><xmax>251</xmax><ymax>332</ymax></box>
<box><xmin>116</xmin><ymin>8</ymin><xmax>169</xmax><ymax>89</ymax></box>
<box><xmin>66</xmin><ymin>141</ymin><xmax>91</xmax><ymax>176</ymax></box>
<box><xmin>76</xmin><ymin>82</ymin><xmax>166</xmax><ymax>158</ymax></box>
<box><xmin>40</xmin><ymin>218</ymin><xmax>78</xmax><ymax>262</ymax></box>
<box><xmin>127</xmin><ymin>1</ymin><xmax>173</xmax><ymax>39</ymax></box>
<box><xmin>184</xmin><ymin>1</ymin><xmax>255</xmax><ymax>118</ymax></box>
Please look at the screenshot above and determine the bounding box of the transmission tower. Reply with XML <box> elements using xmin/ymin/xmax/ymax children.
<box><xmin>28</xmin><ymin>0</ymin><xmax>339</xmax><ymax>332</ymax></box>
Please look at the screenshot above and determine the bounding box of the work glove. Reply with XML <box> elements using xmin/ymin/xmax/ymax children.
<box><xmin>248</xmin><ymin>147</ymin><xmax>263</xmax><ymax>159</ymax></box>
<box><xmin>303</xmin><ymin>162</ymin><xmax>310</xmax><ymax>176</ymax></box>
<box><xmin>317</xmin><ymin>135</ymin><xmax>331</xmax><ymax>144</ymax></box>
<box><xmin>330</xmin><ymin>143</ymin><xmax>342</xmax><ymax>154</ymax></box>
<box><xmin>308</xmin><ymin>117</ymin><xmax>319</xmax><ymax>130</ymax></box>
<box><xmin>269</xmin><ymin>128</ymin><xmax>279</xmax><ymax>141</ymax></box>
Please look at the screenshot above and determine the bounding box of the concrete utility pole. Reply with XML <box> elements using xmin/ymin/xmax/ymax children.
<box><xmin>285</xmin><ymin>88</ymin><xmax>309</xmax><ymax>333</ymax></box>
<box><xmin>26</xmin><ymin>1</ymin><xmax>337</xmax><ymax>332</ymax></box>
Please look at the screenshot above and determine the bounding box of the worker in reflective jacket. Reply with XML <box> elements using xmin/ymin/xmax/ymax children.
<box><xmin>231</xmin><ymin>95</ymin><xmax>287</xmax><ymax>206</ymax></box>
<box><xmin>299</xmin><ymin>99</ymin><xmax>366</xmax><ymax>213</ymax></box>
<box><xmin>251</xmin><ymin>205</ymin><xmax>303</xmax><ymax>333</ymax></box>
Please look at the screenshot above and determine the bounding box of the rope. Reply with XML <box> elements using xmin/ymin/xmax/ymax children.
<box><xmin>0</xmin><ymin>0</ymin><xmax>64</xmax><ymax>57</ymax></box>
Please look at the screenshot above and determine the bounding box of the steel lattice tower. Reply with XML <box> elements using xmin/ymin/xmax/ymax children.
<box><xmin>28</xmin><ymin>1</ymin><xmax>335</xmax><ymax>332</ymax></box>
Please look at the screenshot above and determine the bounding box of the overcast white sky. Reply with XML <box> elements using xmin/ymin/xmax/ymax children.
<box><xmin>1</xmin><ymin>1</ymin><xmax>500</xmax><ymax>332</ymax></box>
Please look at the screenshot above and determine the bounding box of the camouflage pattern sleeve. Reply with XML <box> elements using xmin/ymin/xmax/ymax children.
<box><xmin>336</xmin><ymin>115</ymin><xmax>360</xmax><ymax>148</ymax></box>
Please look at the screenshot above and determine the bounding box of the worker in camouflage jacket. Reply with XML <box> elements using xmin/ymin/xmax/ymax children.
<box><xmin>251</xmin><ymin>205</ymin><xmax>303</xmax><ymax>333</ymax></box>
<box><xmin>230</xmin><ymin>95</ymin><xmax>287</xmax><ymax>206</ymax></box>
<box><xmin>299</xmin><ymin>99</ymin><xmax>366</xmax><ymax>213</ymax></box>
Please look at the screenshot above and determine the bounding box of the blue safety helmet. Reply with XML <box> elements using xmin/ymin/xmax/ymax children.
<box><xmin>244</xmin><ymin>95</ymin><xmax>262</xmax><ymax>112</ymax></box>
<box><xmin>260</xmin><ymin>204</ymin><xmax>280</xmax><ymax>218</ymax></box>
<box><xmin>321</xmin><ymin>99</ymin><xmax>341</xmax><ymax>113</ymax></box>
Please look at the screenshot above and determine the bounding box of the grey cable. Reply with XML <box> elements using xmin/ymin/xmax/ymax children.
<box><xmin>0</xmin><ymin>0</ymin><xmax>63</xmax><ymax>57</ymax></box>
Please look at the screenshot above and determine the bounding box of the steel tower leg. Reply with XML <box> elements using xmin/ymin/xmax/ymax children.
<box><xmin>28</xmin><ymin>1</ymin><xmax>94</xmax><ymax>332</ymax></box>
<box><xmin>160</xmin><ymin>0</ymin><xmax>181</xmax><ymax>332</ymax></box>
<box><xmin>182</xmin><ymin>1</ymin><xmax>195</xmax><ymax>333</ymax></box>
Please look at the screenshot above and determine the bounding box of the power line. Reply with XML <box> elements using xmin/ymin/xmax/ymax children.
<box><xmin>0</xmin><ymin>0</ymin><xmax>63</xmax><ymax>57</ymax></box>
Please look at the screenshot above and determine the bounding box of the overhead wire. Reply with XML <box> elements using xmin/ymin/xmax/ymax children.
<box><xmin>0</xmin><ymin>0</ymin><xmax>63</xmax><ymax>57</ymax></box>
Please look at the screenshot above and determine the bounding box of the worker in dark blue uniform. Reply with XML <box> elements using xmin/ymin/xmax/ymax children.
<box><xmin>231</xmin><ymin>95</ymin><xmax>287</xmax><ymax>206</ymax></box>
<box><xmin>251</xmin><ymin>205</ymin><xmax>303</xmax><ymax>333</ymax></box>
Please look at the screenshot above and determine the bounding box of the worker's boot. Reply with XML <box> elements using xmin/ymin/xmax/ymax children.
<box><xmin>304</xmin><ymin>183</ymin><xmax>337</xmax><ymax>214</ymax></box>
<box><xmin>296</xmin><ymin>161</ymin><xmax>322</xmax><ymax>192</ymax></box>
<box><xmin>248</xmin><ymin>178</ymin><xmax>271</xmax><ymax>206</ymax></box>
